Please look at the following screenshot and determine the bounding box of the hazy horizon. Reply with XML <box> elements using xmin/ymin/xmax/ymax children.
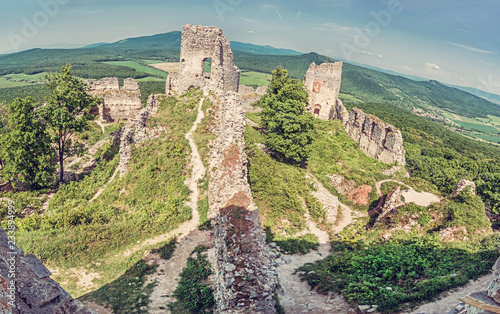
<box><xmin>1</xmin><ymin>0</ymin><xmax>499</xmax><ymax>97</ymax></box>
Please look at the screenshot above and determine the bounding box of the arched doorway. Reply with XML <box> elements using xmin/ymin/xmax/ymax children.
<box><xmin>313</xmin><ymin>104</ymin><xmax>322</xmax><ymax>117</ymax></box>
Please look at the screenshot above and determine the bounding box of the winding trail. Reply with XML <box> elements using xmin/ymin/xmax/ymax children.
<box><xmin>146</xmin><ymin>98</ymin><xmax>209</xmax><ymax>314</ymax></box>
<box><xmin>89</xmin><ymin>167</ymin><xmax>120</xmax><ymax>202</ymax></box>
<box><xmin>376</xmin><ymin>179</ymin><xmax>441</xmax><ymax>207</ymax></box>
<box><xmin>276</xmin><ymin>173</ymin><xmax>358</xmax><ymax>313</ymax></box>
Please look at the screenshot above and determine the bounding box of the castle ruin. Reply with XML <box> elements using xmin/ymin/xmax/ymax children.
<box><xmin>304</xmin><ymin>61</ymin><xmax>343</xmax><ymax>120</ymax></box>
<box><xmin>166</xmin><ymin>24</ymin><xmax>240</xmax><ymax>95</ymax></box>
<box><xmin>86</xmin><ymin>77</ymin><xmax>142</xmax><ymax>122</ymax></box>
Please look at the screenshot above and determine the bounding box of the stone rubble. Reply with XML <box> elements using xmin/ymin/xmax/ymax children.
<box><xmin>0</xmin><ymin>228</ymin><xmax>93</xmax><ymax>314</ymax></box>
<box><xmin>452</xmin><ymin>179</ymin><xmax>477</xmax><ymax>198</ymax></box>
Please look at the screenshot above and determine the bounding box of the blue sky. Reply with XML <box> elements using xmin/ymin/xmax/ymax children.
<box><xmin>1</xmin><ymin>0</ymin><xmax>499</xmax><ymax>96</ymax></box>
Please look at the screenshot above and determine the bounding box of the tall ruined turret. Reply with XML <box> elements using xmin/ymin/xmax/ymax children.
<box><xmin>166</xmin><ymin>24</ymin><xmax>240</xmax><ymax>95</ymax></box>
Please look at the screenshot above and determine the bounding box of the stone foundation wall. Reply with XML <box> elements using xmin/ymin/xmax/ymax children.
<box><xmin>331</xmin><ymin>101</ymin><xmax>406</xmax><ymax>165</ymax></box>
<box><xmin>0</xmin><ymin>228</ymin><xmax>92</xmax><ymax>313</ymax></box>
<box><xmin>208</xmin><ymin>92</ymin><xmax>278</xmax><ymax>313</ymax></box>
<box><xmin>86</xmin><ymin>77</ymin><xmax>142</xmax><ymax>122</ymax></box>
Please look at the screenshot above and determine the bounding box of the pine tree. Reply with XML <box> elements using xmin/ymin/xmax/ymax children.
<box><xmin>260</xmin><ymin>67</ymin><xmax>316</xmax><ymax>163</ymax></box>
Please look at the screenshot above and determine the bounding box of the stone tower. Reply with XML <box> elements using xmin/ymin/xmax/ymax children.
<box><xmin>166</xmin><ymin>24</ymin><xmax>240</xmax><ymax>95</ymax></box>
<box><xmin>303</xmin><ymin>61</ymin><xmax>343</xmax><ymax>120</ymax></box>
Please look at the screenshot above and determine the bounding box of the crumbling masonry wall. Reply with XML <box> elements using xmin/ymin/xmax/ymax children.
<box><xmin>118</xmin><ymin>94</ymin><xmax>159</xmax><ymax>176</ymax></box>
<box><xmin>304</xmin><ymin>62</ymin><xmax>343</xmax><ymax>120</ymax></box>
<box><xmin>0</xmin><ymin>228</ymin><xmax>92</xmax><ymax>313</ymax></box>
<box><xmin>208</xmin><ymin>92</ymin><xmax>278</xmax><ymax>313</ymax></box>
<box><xmin>332</xmin><ymin>101</ymin><xmax>406</xmax><ymax>165</ymax></box>
<box><xmin>166</xmin><ymin>24</ymin><xmax>240</xmax><ymax>95</ymax></box>
<box><xmin>86</xmin><ymin>77</ymin><xmax>142</xmax><ymax>122</ymax></box>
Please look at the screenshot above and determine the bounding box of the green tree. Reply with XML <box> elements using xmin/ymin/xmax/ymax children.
<box><xmin>38</xmin><ymin>64</ymin><xmax>100</xmax><ymax>183</ymax></box>
<box><xmin>1</xmin><ymin>97</ymin><xmax>54</xmax><ymax>190</ymax></box>
<box><xmin>260</xmin><ymin>67</ymin><xmax>315</xmax><ymax>163</ymax></box>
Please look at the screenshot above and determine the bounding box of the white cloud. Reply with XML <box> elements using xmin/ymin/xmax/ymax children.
<box><xmin>239</xmin><ymin>17</ymin><xmax>257</xmax><ymax>23</ymax></box>
<box><xmin>447</xmin><ymin>41</ymin><xmax>495</xmax><ymax>54</ymax></box>
<box><xmin>425</xmin><ymin>62</ymin><xmax>441</xmax><ymax>71</ymax></box>
<box><xmin>359</xmin><ymin>50</ymin><xmax>374</xmax><ymax>56</ymax></box>
<box><xmin>247</xmin><ymin>30</ymin><xmax>255</xmax><ymax>34</ymax></box>
<box><xmin>318</xmin><ymin>22</ymin><xmax>357</xmax><ymax>33</ymax></box>
<box><xmin>400</xmin><ymin>66</ymin><xmax>414</xmax><ymax>72</ymax></box>
<box><xmin>378</xmin><ymin>54</ymin><xmax>383</xmax><ymax>58</ymax></box>
<box><xmin>259</xmin><ymin>4</ymin><xmax>280</xmax><ymax>11</ymax></box>
<box><xmin>276</xmin><ymin>10</ymin><xmax>282</xmax><ymax>20</ymax></box>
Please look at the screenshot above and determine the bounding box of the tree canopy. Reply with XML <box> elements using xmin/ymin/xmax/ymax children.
<box><xmin>0</xmin><ymin>97</ymin><xmax>54</xmax><ymax>190</ymax></box>
<box><xmin>37</xmin><ymin>64</ymin><xmax>100</xmax><ymax>183</ymax></box>
<box><xmin>260</xmin><ymin>67</ymin><xmax>315</xmax><ymax>163</ymax></box>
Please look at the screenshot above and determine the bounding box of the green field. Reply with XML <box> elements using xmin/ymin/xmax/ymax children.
<box><xmin>102</xmin><ymin>61</ymin><xmax>169</xmax><ymax>77</ymax></box>
<box><xmin>137</xmin><ymin>76</ymin><xmax>165</xmax><ymax>82</ymax></box>
<box><xmin>455</xmin><ymin>120</ymin><xmax>500</xmax><ymax>133</ymax></box>
<box><xmin>240</xmin><ymin>70</ymin><xmax>269</xmax><ymax>87</ymax></box>
<box><xmin>0</xmin><ymin>77</ymin><xmax>35</xmax><ymax>88</ymax></box>
<box><xmin>468</xmin><ymin>133</ymin><xmax>500</xmax><ymax>143</ymax></box>
<box><xmin>4</xmin><ymin>73</ymin><xmax>45</xmax><ymax>83</ymax></box>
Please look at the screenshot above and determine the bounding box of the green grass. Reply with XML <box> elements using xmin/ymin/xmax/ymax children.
<box><xmin>455</xmin><ymin>120</ymin><xmax>500</xmax><ymax>133</ymax></box>
<box><xmin>239</xmin><ymin>70</ymin><xmax>270</xmax><ymax>87</ymax></box>
<box><xmin>245</xmin><ymin>125</ymin><xmax>326</xmax><ymax>248</ymax></box>
<box><xmin>80</xmin><ymin>258</ymin><xmax>158</xmax><ymax>313</ymax></box>
<box><xmin>10</xmin><ymin>92</ymin><xmax>201</xmax><ymax>298</ymax></box>
<box><xmin>168</xmin><ymin>245</ymin><xmax>215</xmax><ymax>313</ymax></box>
<box><xmin>102</xmin><ymin>61</ymin><xmax>169</xmax><ymax>78</ymax></box>
<box><xmin>308</xmin><ymin>119</ymin><xmax>395</xmax><ymax>211</ymax></box>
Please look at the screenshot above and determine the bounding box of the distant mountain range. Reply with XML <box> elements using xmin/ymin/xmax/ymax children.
<box><xmin>0</xmin><ymin>30</ymin><xmax>499</xmax><ymax>119</ymax></box>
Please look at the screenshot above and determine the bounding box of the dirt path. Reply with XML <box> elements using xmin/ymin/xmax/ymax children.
<box><xmin>89</xmin><ymin>166</ymin><xmax>120</xmax><ymax>202</ymax></box>
<box><xmin>404</xmin><ymin>272</ymin><xmax>493</xmax><ymax>314</ymax></box>
<box><xmin>376</xmin><ymin>179</ymin><xmax>441</xmax><ymax>207</ymax></box>
<box><xmin>146</xmin><ymin>98</ymin><xmax>208</xmax><ymax>314</ymax></box>
<box><xmin>94</xmin><ymin>119</ymin><xmax>107</xmax><ymax>134</ymax></box>
<box><xmin>276</xmin><ymin>173</ymin><xmax>357</xmax><ymax>313</ymax></box>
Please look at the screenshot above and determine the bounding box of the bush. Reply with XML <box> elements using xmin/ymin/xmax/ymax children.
<box><xmin>299</xmin><ymin>235</ymin><xmax>499</xmax><ymax>312</ymax></box>
<box><xmin>169</xmin><ymin>246</ymin><xmax>215</xmax><ymax>313</ymax></box>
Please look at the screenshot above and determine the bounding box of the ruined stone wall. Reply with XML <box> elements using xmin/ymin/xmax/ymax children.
<box><xmin>86</xmin><ymin>77</ymin><xmax>142</xmax><ymax>122</ymax></box>
<box><xmin>304</xmin><ymin>62</ymin><xmax>343</xmax><ymax>120</ymax></box>
<box><xmin>0</xmin><ymin>228</ymin><xmax>92</xmax><ymax>313</ymax></box>
<box><xmin>119</xmin><ymin>95</ymin><xmax>159</xmax><ymax>176</ymax></box>
<box><xmin>331</xmin><ymin>101</ymin><xmax>406</xmax><ymax>165</ymax></box>
<box><xmin>208</xmin><ymin>92</ymin><xmax>278</xmax><ymax>313</ymax></box>
<box><xmin>167</xmin><ymin>24</ymin><xmax>240</xmax><ymax>95</ymax></box>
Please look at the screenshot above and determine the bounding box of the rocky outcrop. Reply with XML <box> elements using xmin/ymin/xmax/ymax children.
<box><xmin>118</xmin><ymin>95</ymin><xmax>159</xmax><ymax>176</ymax></box>
<box><xmin>489</xmin><ymin>259</ymin><xmax>500</xmax><ymax>303</ymax></box>
<box><xmin>452</xmin><ymin>179</ymin><xmax>477</xmax><ymax>198</ymax></box>
<box><xmin>304</xmin><ymin>62</ymin><xmax>343</xmax><ymax>120</ymax></box>
<box><xmin>86</xmin><ymin>77</ymin><xmax>142</xmax><ymax>122</ymax></box>
<box><xmin>448</xmin><ymin>258</ymin><xmax>500</xmax><ymax>313</ymax></box>
<box><xmin>0</xmin><ymin>228</ymin><xmax>92</xmax><ymax>314</ymax></box>
<box><xmin>375</xmin><ymin>186</ymin><xmax>404</xmax><ymax>225</ymax></box>
<box><xmin>331</xmin><ymin>101</ymin><xmax>406</xmax><ymax>165</ymax></box>
<box><xmin>166</xmin><ymin>24</ymin><xmax>240</xmax><ymax>95</ymax></box>
<box><xmin>208</xmin><ymin>92</ymin><xmax>278</xmax><ymax>313</ymax></box>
